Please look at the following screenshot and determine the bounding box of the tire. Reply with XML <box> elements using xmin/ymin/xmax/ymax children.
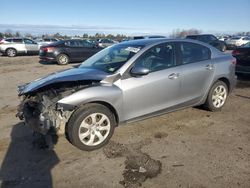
<box><xmin>204</xmin><ymin>81</ymin><xmax>228</xmax><ymax>111</ymax></box>
<box><xmin>6</xmin><ymin>48</ymin><xmax>17</xmax><ymax>57</ymax></box>
<box><xmin>67</xmin><ymin>103</ymin><xmax>116</xmax><ymax>151</ymax></box>
<box><xmin>56</xmin><ymin>54</ymin><xmax>69</xmax><ymax>65</ymax></box>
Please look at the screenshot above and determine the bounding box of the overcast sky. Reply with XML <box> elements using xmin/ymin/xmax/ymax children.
<box><xmin>1</xmin><ymin>0</ymin><xmax>249</xmax><ymax>35</ymax></box>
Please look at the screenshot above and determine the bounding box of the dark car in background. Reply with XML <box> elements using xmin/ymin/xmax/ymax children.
<box><xmin>39</xmin><ymin>39</ymin><xmax>101</xmax><ymax>65</ymax></box>
<box><xmin>186</xmin><ymin>34</ymin><xmax>227</xmax><ymax>52</ymax></box>
<box><xmin>232</xmin><ymin>42</ymin><xmax>250</xmax><ymax>75</ymax></box>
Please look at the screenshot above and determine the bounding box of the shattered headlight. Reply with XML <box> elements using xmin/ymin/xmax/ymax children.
<box><xmin>17</xmin><ymin>83</ymin><xmax>28</xmax><ymax>96</ymax></box>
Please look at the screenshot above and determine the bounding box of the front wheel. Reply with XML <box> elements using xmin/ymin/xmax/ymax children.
<box><xmin>204</xmin><ymin>81</ymin><xmax>228</xmax><ymax>111</ymax></box>
<box><xmin>67</xmin><ymin>104</ymin><xmax>116</xmax><ymax>151</ymax></box>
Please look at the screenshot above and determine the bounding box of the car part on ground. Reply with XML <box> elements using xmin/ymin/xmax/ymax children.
<box><xmin>17</xmin><ymin>38</ymin><xmax>237</xmax><ymax>150</ymax></box>
<box><xmin>39</xmin><ymin>39</ymin><xmax>101</xmax><ymax>65</ymax></box>
<box><xmin>186</xmin><ymin>34</ymin><xmax>227</xmax><ymax>52</ymax></box>
<box><xmin>232</xmin><ymin>42</ymin><xmax>250</xmax><ymax>75</ymax></box>
<box><xmin>0</xmin><ymin>38</ymin><xmax>39</xmax><ymax>57</ymax></box>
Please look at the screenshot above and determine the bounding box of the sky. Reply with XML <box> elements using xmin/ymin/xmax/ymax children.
<box><xmin>0</xmin><ymin>0</ymin><xmax>250</xmax><ymax>36</ymax></box>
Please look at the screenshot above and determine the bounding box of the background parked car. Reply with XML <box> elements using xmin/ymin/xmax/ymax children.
<box><xmin>226</xmin><ymin>36</ymin><xmax>250</xmax><ymax>49</ymax></box>
<box><xmin>186</xmin><ymin>34</ymin><xmax>227</xmax><ymax>52</ymax></box>
<box><xmin>0</xmin><ymin>38</ymin><xmax>39</xmax><ymax>57</ymax></box>
<box><xmin>132</xmin><ymin>35</ymin><xmax>166</xmax><ymax>40</ymax></box>
<box><xmin>39</xmin><ymin>39</ymin><xmax>101</xmax><ymax>65</ymax></box>
<box><xmin>96</xmin><ymin>38</ymin><xmax>118</xmax><ymax>48</ymax></box>
<box><xmin>232</xmin><ymin>42</ymin><xmax>250</xmax><ymax>75</ymax></box>
<box><xmin>35</xmin><ymin>38</ymin><xmax>59</xmax><ymax>47</ymax></box>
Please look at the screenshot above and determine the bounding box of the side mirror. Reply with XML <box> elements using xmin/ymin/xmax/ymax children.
<box><xmin>130</xmin><ymin>66</ymin><xmax>150</xmax><ymax>77</ymax></box>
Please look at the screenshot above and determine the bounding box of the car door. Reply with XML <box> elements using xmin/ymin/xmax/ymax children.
<box><xmin>177</xmin><ymin>42</ymin><xmax>215</xmax><ymax>105</ymax></box>
<box><xmin>78</xmin><ymin>40</ymin><xmax>99</xmax><ymax>60</ymax></box>
<box><xmin>64</xmin><ymin>40</ymin><xmax>83</xmax><ymax>61</ymax></box>
<box><xmin>120</xmin><ymin>43</ymin><xmax>182</xmax><ymax>121</ymax></box>
<box><xmin>24</xmin><ymin>38</ymin><xmax>39</xmax><ymax>53</ymax></box>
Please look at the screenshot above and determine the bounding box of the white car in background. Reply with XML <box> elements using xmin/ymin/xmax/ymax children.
<box><xmin>226</xmin><ymin>36</ymin><xmax>250</xmax><ymax>49</ymax></box>
<box><xmin>35</xmin><ymin>38</ymin><xmax>59</xmax><ymax>47</ymax></box>
<box><xmin>96</xmin><ymin>39</ymin><xmax>118</xmax><ymax>48</ymax></box>
<box><xmin>0</xmin><ymin>38</ymin><xmax>39</xmax><ymax>57</ymax></box>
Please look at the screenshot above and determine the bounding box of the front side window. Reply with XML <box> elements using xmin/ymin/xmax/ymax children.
<box><xmin>80</xmin><ymin>44</ymin><xmax>143</xmax><ymax>73</ymax></box>
<box><xmin>243</xmin><ymin>42</ymin><xmax>250</xmax><ymax>47</ymax></box>
<box><xmin>180</xmin><ymin>42</ymin><xmax>210</xmax><ymax>64</ymax></box>
<box><xmin>133</xmin><ymin>43</ymin><xmax>175</xmax><ymax>72</ymax></box>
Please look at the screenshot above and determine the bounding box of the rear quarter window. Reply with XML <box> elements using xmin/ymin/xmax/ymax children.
<box><xmin>12</xmin><ymin>39</ymin><xmax>23</xmax><ymax>43</ymax></box>
<box><xmin>179</xmin><ymin>42</ymin><xmax>211</xmax><ymax>64</ymax></box>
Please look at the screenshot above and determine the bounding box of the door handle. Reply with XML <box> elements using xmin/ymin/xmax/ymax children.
<box><xmin>205</xmin><ymin>64</ymin><xmax>214</xmax><ymax>70</ymax></box>
<box><xmin>168</xmin><ymin>73</ymin><xmax>180</xmax><ymax>80</ymax></box>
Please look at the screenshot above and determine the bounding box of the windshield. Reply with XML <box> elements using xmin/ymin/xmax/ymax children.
<box><xmin>80</xmin><ymin>44</ymin><xmax>144</xmax><ymax>73</ymax></box>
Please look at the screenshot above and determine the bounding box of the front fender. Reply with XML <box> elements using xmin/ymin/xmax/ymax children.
<box><xmin>57</xmin><ymin>84</ymin><xmax>123</xmax><ymax>119</ymax></box>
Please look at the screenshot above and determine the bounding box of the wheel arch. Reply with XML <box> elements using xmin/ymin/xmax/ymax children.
<box><xmin>5</xmin><ymin>47</ymin><xmax>17</xmax><ymax>54</ymax></box>
<box><xmin>87</xmin><ymin>101</ymin><xmax>119</xmax><ymax>126</ymax></box>
<box><xmin>217</xmin><ymin>77</ymin><xmax>230</xmax><ymax>91</ymax></box>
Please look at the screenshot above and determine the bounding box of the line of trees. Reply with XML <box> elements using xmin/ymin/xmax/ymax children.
<box><xmin>1</xmin><ymin>29</ymin><xmax>250</xmax><ymax>40</ymax></box>
<box><xmin>0</xmin><ymin>30</ymin><xmax>129</xmax><ymax>41</ymax></box>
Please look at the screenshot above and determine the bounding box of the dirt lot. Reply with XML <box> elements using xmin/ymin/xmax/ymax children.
<box><xmin>0</xmin><ymin>55</ymin><xmax>249</xmax><ymax>188</ymax></box>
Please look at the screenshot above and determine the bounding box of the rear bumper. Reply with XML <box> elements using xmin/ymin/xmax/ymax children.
<box><xmin>39</xmin><ymin>52</ymin><xmax>56</xmax><ymax>62</ymax></box>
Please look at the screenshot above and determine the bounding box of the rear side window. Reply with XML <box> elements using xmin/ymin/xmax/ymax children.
<box><xmin>12</xmin><ymin>39</ymin><xmax>23</xmax><ymax>43</ymax></box>
<box><xmin>179</xmin><ymin>42</ymin><xmax>211</xmax><ymax>64</ymax></box>
<box><xmin>79</xmin><ymin>40</ymin><xmax>94</xmax><ymax>48</ymax></box>
<box><xmin>65</xmin><ymin>40</ymin><xmax>80</xmax><ymax>47</ymax></box>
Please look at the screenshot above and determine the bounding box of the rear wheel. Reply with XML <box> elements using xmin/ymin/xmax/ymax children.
<box><xmin>6</xmin><ymin>48</ymin><xmax>17</xmax><ymax>57</ymax></box>
<box><xmin>56</xmin><ymin>54</ymin><xmax>69</xmax><ymax>65</ymax></box>
<box><xmin>204</xmin><ymin>81</ymin><xmax>228</xmax><ymax>111</ymax></box>
<box><xmin>67</xmin><ymin>104</ymin><xmax>116</xmax><ymax>151</ymax></box>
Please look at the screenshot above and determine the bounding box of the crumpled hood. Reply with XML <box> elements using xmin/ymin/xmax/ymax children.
<box><xmin>18</xmin><ymin>67</ymin><xmax>110</xmax><ymax>95</ymax></box>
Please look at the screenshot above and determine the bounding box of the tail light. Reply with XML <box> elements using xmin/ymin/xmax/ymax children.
<box><xmin>232</xmin><ymin>50</ymin><xmax>241</xmax><ymax>56</ymax></box>
<box><xmin>42</xmin><ymin>47</ymin><xmax>54</xmax><ymax>53</ymax></box>
<box><xmin>0</xmin><ymin>39</ymin><xmax>4</xmax><ymax>44</ymax></box>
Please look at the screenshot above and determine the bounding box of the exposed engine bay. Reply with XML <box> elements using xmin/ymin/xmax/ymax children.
<box><xmin>16</xmin><ymin>81</ymin><xmax>96</xmax><ymax>149</ymax></box>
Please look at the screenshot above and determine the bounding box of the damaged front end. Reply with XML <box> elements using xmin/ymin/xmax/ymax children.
<box><xmin>17</xmin><ymin>81</ymin><xmax>97</xmax><ymax>148</ymax></box>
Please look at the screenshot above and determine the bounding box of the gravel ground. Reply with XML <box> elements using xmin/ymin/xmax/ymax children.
<box><xmin>0</xmin><ymin>55</ymin><xmax>249</xmax><ymax>188</ymax></box>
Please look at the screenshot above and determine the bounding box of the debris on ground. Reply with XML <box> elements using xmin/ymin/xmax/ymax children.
<box><xmin>154</xmin><ymin>132</ymin><xmax>168</xmax><ymax>139</ymax></box>
<box><xmin>103</xmin><ymin>141</ymin><xmax>162</xmax><ymax>188</ymax></box>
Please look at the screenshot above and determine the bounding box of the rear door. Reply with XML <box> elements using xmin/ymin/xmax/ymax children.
<box><xmin>78</xmin><ymin>40</ymin><xmax>100</xmax><ymax>60</ymax></box>
<box><xmin>24</xmin><ymin>38</ymin><xmax>39</xmax><ymax>53</ymax></box>
<box><xmin>177</xmin><ymin>42</ymin><xmax>214</xmax><ymax>105</ymax></box>
<box><xmin>64</xmin><ymin>40</ymin><xmax>83</xmax><ymax>61</ymax></box>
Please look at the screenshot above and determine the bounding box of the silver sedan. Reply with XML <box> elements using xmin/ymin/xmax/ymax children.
<box><xmin>17</xmin><ymin>39</ymin><xmax>237</xmax><ymax>150</ymax></box>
